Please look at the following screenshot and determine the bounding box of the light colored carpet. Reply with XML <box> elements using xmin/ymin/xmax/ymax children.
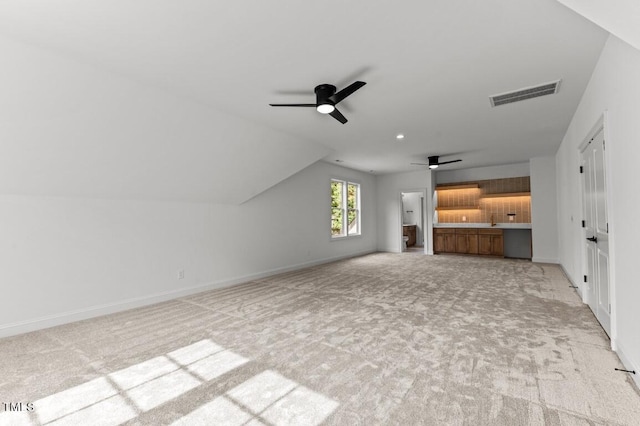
<box><xmin>1</xmin><ymin>253</ymin><xmax>639</xmax><ymax>425</ymax></box>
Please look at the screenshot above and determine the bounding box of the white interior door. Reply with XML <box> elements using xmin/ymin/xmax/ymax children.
<box><xmin>581</xmin><ymin>127</ymin><xmax>611</xmax><ymax>336</ymax></box>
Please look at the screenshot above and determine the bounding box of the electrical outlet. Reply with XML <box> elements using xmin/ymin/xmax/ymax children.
<box><xmin>178</xmin><ymin>269</ymin><xmax>185</xmax><ymax>280</ymax></box>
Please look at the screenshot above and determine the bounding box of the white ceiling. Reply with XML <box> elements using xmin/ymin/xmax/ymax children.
<box><xmin>556</xmin><ymin>0</ymin><xmax>640</xmax><ymax>52</ymax></box>
<box><xmin>0</xmin><ymin>0</ymin><xmax>608</xmax><ymax>201</ymax></box>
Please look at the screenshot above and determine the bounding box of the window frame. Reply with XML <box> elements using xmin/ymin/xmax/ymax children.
<box><xmin>331</xmin><ymin>179</ymin><xmax>361</xmax><ymax>239</ymax></box>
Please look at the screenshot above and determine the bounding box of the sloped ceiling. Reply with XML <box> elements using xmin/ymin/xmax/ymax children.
<box><xmin>0</xmin><ymin>36</ymin><xmax>329</xmax><ymax>204</ymax></box>
<box><xmin>0</xmin><ymin>0</ymin><xmax>609</xmax><ymax>202</ymax></box>
<box><xmin>556</xmin><ymin>0</ymin><xmax>640</xmax><ymax>51</ymax></box>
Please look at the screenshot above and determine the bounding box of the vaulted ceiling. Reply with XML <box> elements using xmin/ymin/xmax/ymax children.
<box><xmin>0</xmin><ymin>0</ymin><xmax>608</xmax><ymax>203</ymax></box>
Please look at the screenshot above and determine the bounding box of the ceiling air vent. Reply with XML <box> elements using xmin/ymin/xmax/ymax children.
<box><xmin>489</xmin><ymin>80</ymin><xmax>561</xmax><ymax>107</ymax></box>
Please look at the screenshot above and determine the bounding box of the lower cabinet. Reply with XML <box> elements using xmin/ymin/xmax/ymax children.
<box><xmin>455</xmin><ymin>230</ymin><xmax>479</xmax><ymax>254</ymax></box>
<box><xmin>434</xmin><ymin>228</ymin><xmax>503</xmax><ymax>257</ymax></box>
<box><xmin>478</xmin><ymin>229</ymin><xmax>504</xmax><ymax>256</ymax></box>
<box><xmin>434</xmin><ymin>228</ymin><xmax>455</xmax><ymax>253</ymax></box>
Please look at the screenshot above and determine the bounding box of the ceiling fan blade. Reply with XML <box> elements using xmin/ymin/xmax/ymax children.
<box><xmin>269</xmin><ymin>103</ymin><xmax>316</xmax><ymax>107</ymax></box>
<box><xmin>329</xmin><ymin>108</ymin><xmax>348</xmax><ymax>124</ymax></box>
<box><xmin>438</xmin><ymin>159</ymin><xmax>462</xmax><ymax>165</ymax></box>
<box><xmin>331</xmin><ymin>81</ymin><xmax>366</xmax><ymax>104</ymax></box>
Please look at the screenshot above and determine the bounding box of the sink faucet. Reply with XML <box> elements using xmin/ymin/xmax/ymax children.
<box><xmin>490</xmin><ymin>214</ymin><xmax>496</xmax><ymax>227</ymax></box>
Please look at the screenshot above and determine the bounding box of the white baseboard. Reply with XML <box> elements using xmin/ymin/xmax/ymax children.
<box><xmin>559</xmin><ymin>263</ymin><xmax>584</xmax><ymax>300</ymax></box>
<box><xmin>532</xmin><ymin>257</ymin><xmax>559</xmax><ymax>264</ymax></box>
<box><xmin>378</xmin><ymin>246</ymin><xmax>401</xmax><ymax>253</ymax></box>
<box><xmin>614</xmin><ymin>339</ymin><xmax>640</xmax><ymax>390</ymax></box>
<box><xmin>0</xmin><ymin>249</ymin><xmax>377</xmax><ymax>339</ymax></box>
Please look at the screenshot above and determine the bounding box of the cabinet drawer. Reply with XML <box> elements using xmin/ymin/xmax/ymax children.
<box><xmin>434</xmin><ymin>228</ymin><xmax>455</xmax><ymax>234</ymax></box>
<box><xmin>455</xmin><ymin>228</ymin><xmax>478</xmax><ymax>235</ymax></box>
<box><xmin>478</xmin><ymin>228</ymin><xmax>503</xmax><ymax>235</ymax></box>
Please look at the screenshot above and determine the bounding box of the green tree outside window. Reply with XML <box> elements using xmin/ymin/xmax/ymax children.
<box><xmin>331</xmin><ymin>180</ymin><xmax>360</xmax><ymax>237</ymax></box>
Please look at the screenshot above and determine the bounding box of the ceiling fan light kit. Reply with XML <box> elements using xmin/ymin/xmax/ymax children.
<box><xmin>270</xmin><ymin>81</ymin><xmax>366</xmax><ymax>124</ymax></box>
<box><xmin>316</xmin><ymin>103</ymin><xmax>335</xmax><ymax>114</ymax></box>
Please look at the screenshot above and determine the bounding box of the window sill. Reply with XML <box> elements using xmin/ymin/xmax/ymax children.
<box><xmin>331</xmin><ymin>234</ymin><xmax>362</xmax><ymax>241</ymax></box>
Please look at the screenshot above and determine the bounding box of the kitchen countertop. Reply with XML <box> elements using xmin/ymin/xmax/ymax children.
<box><xmin>434</xmin><ymin>223</ymin><xmax>532</xmax><ymax>229</ymax></box>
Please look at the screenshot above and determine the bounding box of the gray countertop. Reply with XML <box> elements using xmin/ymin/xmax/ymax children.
<box><xmin>433</xmin><ymin>223</ymin><xmax>532</xmax><ymax>229</ymax></box>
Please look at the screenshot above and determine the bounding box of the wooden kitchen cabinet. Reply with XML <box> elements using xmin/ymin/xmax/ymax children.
<box><xmin>478</xmin><ymin>229</ymin><xmax>504</xmax><ymax>256</ymax></box>
<box><xmin>455</xmin><ymin>229</ymin><xmax>478</xmax><ymax>254</ymax></box>
<box><xmin>434</xmin><ymin>227</ymin><xmax>502</xmax><ymax>256</ymax></box>
<box><xmin>434</xmin><ymin>228</ymin><xmax>455</xmax><ymax>253</ymax></box>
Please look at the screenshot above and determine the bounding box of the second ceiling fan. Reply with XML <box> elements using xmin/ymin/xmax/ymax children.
<box><xmin>412</xmin><ymin>155</ymin><xmax>462</xmax><ymax>169</ymax></box>
<box><xmin>269</xmin><ymin>81</ymin><xmax>366</xmax><ymax>124</ymax></box>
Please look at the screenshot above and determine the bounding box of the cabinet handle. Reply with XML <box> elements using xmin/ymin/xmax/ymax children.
<box><xmin>586</xmin><ymin>236</ymin><xmax>598</xmax><ymax>243</ymax></box>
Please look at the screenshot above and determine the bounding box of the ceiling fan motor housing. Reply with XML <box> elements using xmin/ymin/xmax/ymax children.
<box><xmin>315</xmin><ymin>84</ymin><xmax>337</xmax><ymax>107</ymax></box>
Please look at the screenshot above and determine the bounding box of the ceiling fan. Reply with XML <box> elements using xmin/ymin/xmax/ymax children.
<box><xmin>411</xmin><ymin>155</ymin><xmax>462</xmax><ymax>169</ymax></box>
<box><xmin>269</xmin><ymin>81</ymin><xmax>366</xmax><ymax>124</ymax></box>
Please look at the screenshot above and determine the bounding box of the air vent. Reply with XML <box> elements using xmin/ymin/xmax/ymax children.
<box><xmin>490</xmin><ymin>80</ymin><xmax>561</xmax><ymax>107</ymax></box>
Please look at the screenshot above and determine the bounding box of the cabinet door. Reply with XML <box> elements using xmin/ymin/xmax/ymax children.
<box><xmin>444</xmin><ymin>234</ymin><xmax>456</xmax><ymax>253</ymax></box>
<box><xmin>455</xmin><ymin>235</ymin><xmax>467</xmax><ymax>253</ymax></box>
<box><xmin>468</xmin><ymin>234</ymin><xmax>479</xmax><ymax>254</ymax></box>
<box><xmin>434</xmin><ymin>234</ymin><xmax>445</xmax><ymax>253</ymax></box>
<box><xmin>491</xmin><ymin>235</ymin><xmax>504</xmax><ymax>256</ymax></box>
<box><xmin>408</xmin><ymin>228</ymin><xmax>416</xmax><ymax>246</ymax></box>
<box><xmin>478</xmin><ymin>234</ymin><xmax>491</xmax><ymax>255</ymax></box>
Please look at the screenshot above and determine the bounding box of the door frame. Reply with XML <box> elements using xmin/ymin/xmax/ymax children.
<box><xmin>578</xmin><ymin>112</ymin><xmax>617</xmax><ymax>348</ymax></box>
<box><xmin>398</xmin><ymin>188</ymin><xmax>428</xmax><ymax>254</ymax></box>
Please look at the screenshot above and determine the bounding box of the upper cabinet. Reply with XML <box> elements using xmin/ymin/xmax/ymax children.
<box><xmin>435</xmin><ymin>176</ymin><xmax>531</xmax><ymax>224</ymax></box>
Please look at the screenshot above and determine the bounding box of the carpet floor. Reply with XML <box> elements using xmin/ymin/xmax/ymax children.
<box><xmin>1</xmin><ymin>253</ymin><xmax>639</xmax><ymax>425</ymax></box>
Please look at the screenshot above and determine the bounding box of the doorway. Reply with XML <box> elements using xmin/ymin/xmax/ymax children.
<box><xmin>581</xmin><ymin>125</ymin><xmax>611</xmax><ymax>336</ymax></box>
<box><xmin>401</xmin><ymin>191</ymin><xmax>425</xmax><ymax>253</ymax></box>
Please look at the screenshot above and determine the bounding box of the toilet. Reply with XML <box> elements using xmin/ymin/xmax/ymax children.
<box><xmin>402</xmin><ymin>236</ymin><xmax>410</xmax><ymax>251</ymax></box>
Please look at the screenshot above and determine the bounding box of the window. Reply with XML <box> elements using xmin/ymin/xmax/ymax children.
<box><xmin>331</xmin><ymin>179</ymin><xmax>361</xmax><ymax>238</ymax></box>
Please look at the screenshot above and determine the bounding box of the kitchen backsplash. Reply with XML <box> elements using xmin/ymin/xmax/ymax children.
<box><xmin>436</xmin><ymin>176</ymin><xmax>531</xmax><ymax>224</ymax></box>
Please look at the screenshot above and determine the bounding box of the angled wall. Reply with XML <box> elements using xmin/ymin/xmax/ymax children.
<box><xmin>556</xmin><ymin>34</ymin><xmax>640</xmax><ymax>387</ymax></box>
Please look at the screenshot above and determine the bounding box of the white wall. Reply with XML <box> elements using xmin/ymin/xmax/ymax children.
<box><xmin>530</xmin><ymin>156</ymin><xmax>559</xmax><ymax>263</ymax></box>
<box><xmin>435</xmin><ymin>162</ymin><xmax>530</xmax><ymax>184</ymax></box>
<box><xmin>377</xmin><ymin>170</ymin><xmax>433</xmax><ymax>253</ymax></box>
<box><xmin>0</xmin><ymin>161</ymin><xmax>377</xmax><ymax>337</ymax></box>
<box><xmin>555</xmin><ymin>34</ymin><xmax>640</xmax><ymax>387</ymax></box>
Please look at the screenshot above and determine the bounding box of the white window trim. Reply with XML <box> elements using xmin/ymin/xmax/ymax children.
<box><xmin>331</xmin><ymin>179</ymin><xmax>361</xmax><ymax>240</ymax></box>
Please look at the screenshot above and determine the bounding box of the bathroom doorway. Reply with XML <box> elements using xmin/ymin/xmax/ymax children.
<box><xmin>401</xmin><ymin>191</ymin><xmax>425</xmax><ymax>253</ymax></box>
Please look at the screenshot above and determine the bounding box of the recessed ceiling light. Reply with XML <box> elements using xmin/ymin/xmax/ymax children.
<box><xmin>396</xmin><ymin>134</ymin><xmax>405</xmax><ymax>140</ymax></box>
